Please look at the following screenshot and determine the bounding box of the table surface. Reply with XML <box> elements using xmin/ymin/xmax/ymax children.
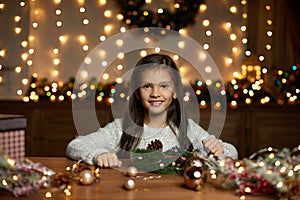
<box><xmin>0</xmin><ymin>157</ymin><xmax>276</xmax><ymax>200</ymax></box>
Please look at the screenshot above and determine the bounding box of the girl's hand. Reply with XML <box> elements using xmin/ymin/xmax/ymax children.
<box><xmin>202</xmin><ymin>138</ymin><xmax>224</xmax><ymax>156</ymax></box>
<box><xmin>96</xmin><ymin>152</ymin><xmax>122</xmax><ymax>168</ymax></box>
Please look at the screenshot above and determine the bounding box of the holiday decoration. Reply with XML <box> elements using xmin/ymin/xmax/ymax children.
<box><xmin>123</xmin><ymin>179</ymin><xmax>136</xmax><ymax>190</ymax></box>
<box><xmin>131</xmin><ymin>144</ymin><xmax>299</xmax><ymax>199</ymax></box>
<box><xmin>24</xmin><ymin>64</ymin><xmax>300</xmax><ymax>107</ymax></box>
<box><xmin>184</xmin><ymin>156</ymin><xmax>206</xmax><ymax>170</ymax></box>
<box><xmin>126</xmin><ymin>166</ymin><xmax>138</xmax><ymax>177</ymax></box>
<box><xmin>115</xmin><ymin>0</ymin><xmax>205</xmax><ymax>31</ymax></box>
<box><xmin>146</xmin><ymin>139</ymin><xmax>163</xmax><ymax>151</ymax></box>
<box><xmin>131</xmin><ymin>144</ymin><xmax>195</xmax><ymax>174</ymax></box>
<box><xmin>1</xmin><ymin>144</ymin><xmax>299</xmax><ymax>199</ymax></box>
<box><xmin>206</xmin><ymin>145</ymin><xmax>300</xmax><ymax>199</ymax></box>
<box><xmin>0</xmin><ymin>153</ymin><xmax>54</xmax><ymax>197</ymax></box>
<box><xmin>183</xmin><ymin>165</ymin><xmax>207</xmax><ymax>191</ymax></box>
<box><xmin>46</xmin><ymin>160</ymin><xmax>100</xmax><ymax>197</ymax></box>
<box><xmin>79</xmin><ymin>169</ymin><xmax>95</xmax><ymax>185</ymax></box>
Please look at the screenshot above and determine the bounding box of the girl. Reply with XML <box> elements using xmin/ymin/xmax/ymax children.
<box><xmin>66</xmin><ymin>54</ymin><xmax>238</xmax><ymax>167</ymax></box>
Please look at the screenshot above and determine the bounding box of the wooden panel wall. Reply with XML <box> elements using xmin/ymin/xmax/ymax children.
<box><xmin>0</xmin><ymin>101</ymin><xmax>299</xmax><ymax>159</ymax></box>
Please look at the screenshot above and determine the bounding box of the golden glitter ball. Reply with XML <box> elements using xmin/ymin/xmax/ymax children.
<box><xmin>123</xmin><ymin>179</ymin><xmax>136</xmax><ymax>190</ymax></box>
<box><xmin>126</xmin><ymin>166</ymin><xmax>138</xmax><ymax>177</ymax></box>
<box><xmin>79</xmin><ymin>169</ymin><xmax>95</xmax><ymax>185</ymax></box>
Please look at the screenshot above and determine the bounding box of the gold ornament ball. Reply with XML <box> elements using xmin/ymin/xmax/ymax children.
<box><xmin>184</xmin><ymin>157</ymin><xmax>205</xmax><ymax>171</ymax></box>
<box><xmin>183</xmin><ymin>166</ymin><xmax>206</xmax><ymax>191</ymax></box>
<box><xmin>123</xmin><ymin>179</ymin><xmax>136</xmax><ymax>190</ymax></box>
<box><xmin>126</xmin><ymin>166</ymin><xmax>138</xmax><ymax>177</ymax></box>
<box><xmin>79</xmin><ymin>169</ymin><xmax>95</xmax><ymax>185</ymax></box>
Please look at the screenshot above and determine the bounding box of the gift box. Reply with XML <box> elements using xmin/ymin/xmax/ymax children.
<box><xmin>0</xmin><ymin>114</ymin><xmax>26</xmax><ymax>161</ymax></box>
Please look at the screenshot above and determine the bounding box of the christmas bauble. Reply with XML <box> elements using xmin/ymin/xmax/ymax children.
<box><xmin>184</xmin><ymin>157</ymin><xmax>205</xmax><ymax>171</ymax></box>
<box><xmin>183</xmin><ymin>166</ymin><xmax>206</xmax><ymax>191</ymax></box>
<box><xmin>123</xmin><ymin>179</ymin><xmax>136</xmax><ymax>190</ymax></box>
<box><xmin>126</xmin><ymin>166</ymin><xmax>138</xmax><ymax>177</ymax></box>
<box><xmin>79</xmin><ymin>169</ymin><xmax>95</xmax><ymax>185</ymax></box>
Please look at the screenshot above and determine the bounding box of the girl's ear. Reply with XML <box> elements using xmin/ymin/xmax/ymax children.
<box><xmin>173</xmin><ymin>93</ymin><xmax>177</xmax><ymax>99</ymax></box>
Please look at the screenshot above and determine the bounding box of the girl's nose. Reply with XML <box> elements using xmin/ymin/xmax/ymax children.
<box><xmin>150</xmin><ymin>85</ymin><xmax>161</xmax><ymax>97</ymax></box>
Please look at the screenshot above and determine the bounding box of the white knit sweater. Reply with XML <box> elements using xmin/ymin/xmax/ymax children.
<box><xmin>66</xmin><ymin>118</ymin><xmax>238</xmax><ymax>165</ymax></box>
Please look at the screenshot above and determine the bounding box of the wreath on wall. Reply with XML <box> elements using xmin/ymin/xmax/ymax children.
<box><xmin>115</xmin><ymin>0</ymin><xmax>205</xmax><ymax>31</ymax></box>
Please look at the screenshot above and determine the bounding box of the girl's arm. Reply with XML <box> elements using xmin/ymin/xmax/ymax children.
<box><xmin>66</xmin><ymin>119</ymin><xmax>123</xmax><ymax>165</ymax></box>
<box><xmin>187</xmin><ymin>119</ymin><xmax>238</xmax><ymax>159</ymax></box>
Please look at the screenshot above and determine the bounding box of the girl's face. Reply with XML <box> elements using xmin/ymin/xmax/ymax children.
<box><xmin>138</xmin><ymin>68</ymin><xmax>175</xmax><ymax>116</ymax></box>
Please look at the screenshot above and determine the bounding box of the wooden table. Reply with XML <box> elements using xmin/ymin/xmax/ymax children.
<box><xmin>0</xmin><ymin>157</ymin><xmax>276</xmax><ymax>200</ymax></box>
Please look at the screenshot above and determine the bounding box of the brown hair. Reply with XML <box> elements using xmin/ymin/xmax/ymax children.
<box><xmin>119</xmin><ymin>53</ymin><xmax>192</xmax><ymax>151</ymax></box>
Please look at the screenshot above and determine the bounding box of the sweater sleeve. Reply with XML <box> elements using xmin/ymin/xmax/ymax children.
<box><xmin>66</xmin><ymin>119</ymin><xmax>123</xmax><ymax>165</ymax></box>
<box><xmin>187</xmin><ymin>119</ymin><xmax>238</xmax><ymax>159</ymax></box>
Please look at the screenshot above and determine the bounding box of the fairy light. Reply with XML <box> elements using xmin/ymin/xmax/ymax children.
<box><xmin>140</xmin><ymin>50</ymin><xmax>147</xmax><ymax>57</ymax></box>
<box><xmin>202</xmin><ymin>19</ymin><xmax>210</xmax><ymax>26</ymax></box>
<box><xmin>22</xmin><ymin>78</ymin><xmax>28</xmax><ymax>85</ymax></box>
<box><xmin>204</xmin><ymin>66</ymin><xmax>212</xmax><ymax>73</ymax></box>
<box><xmin>15</xmin><ymin>66</ymin><xmax>22</xmax><ymax>73</ymax></box>
<box><xmin>0</xmin><ymin>3</ymin><xmax>5</xmax><ymax>10</ymax></box>
<box><xmin>244</xmin><ymin>187</ymin><xmax>251</xmax><ymax>193</ymax></box>
<box><xmin>2</xmin><ymin>179</ymin><xmax>8</xmax><ymax>186</ymax></box>
<box><xmin>15</xmin><ymin>27</ymin><xmax>22</xmax><ymax>34</ymax></box>
<box><xmin>117</xmin><ymin>52</ymin><xmax>124</xmax><ymax>59</ymax></box>
<box><xmin>104</xmin><ymin>24</ymin><xmax>113</xmax><ymax>34</ymax></box>
<box><xmin>115</xmin><ymin>39</ymin><xmax>123</xmax><ymax>47</ymax></box>
<box><xmin>143</xmin><ymin>37</ymin><xmax>150</xmax><ymax>43</ymax></box>
<box><xmin>17</xmin><ymin>90</ymin><xmax>23</xmax><ymax>96</ymax></box>
<box><xmin>82</xmin><ymin>45</ymin><xmax>89</xmax><ymax>51</ymax></box>
<box><xmin>55</xmin><ymin>9</ymin><xmax>62</xmax><ymax>15</ymax></box>
<box><xmin>157</xmin><ymin>8</ymin><xmax>164</xmax><ymax>14</ymax></box>
<box><xmin>21</xmin><ymin>53</ymin><xmax>28</xmax><ymax>61</ymax></box>
<box><xmin>241</xmin><ymin>25</ymin><xmax>246</xmax><ymax>32</ymax></box>
<box><xmin>230</xmin><ymin>34</ymin><xmax>237</xmax><ymax>41</ymax></box>
<box><xmin>117</xmin><ymin>14</ymin><xmax>123</xmax><ymax>20</ymax></box>
<box><xmin>229</xmin><ymin>6</ymin><xmax>237</xmax><ymax>13</ymax></box>
<box><xmin>45</xmin><ymin>192</ymin><xmax>52</xmax><ymax>198</ymax></box>
<box><xmin>14</xmin><ymin>16</ymin><xmax>21</xmax><ymax>22</ymax></box>
<box><xmin>80</xmin><ymin>18</ymin><xmax>89</xmax><ymax>25</ymax></box>
<box><xmin>27</xmin><ymin>58</ymin><xmax>32</xmax><ymax>66</ymax></box>
<box><xmin>203</xmin><ymin>44</ymin><xmax>209</xmax><ymax>50</ymax></box>
<box><xmin>240</xmin><ymin>195</ymin><xmax>246</xmax><ymax>200</ymax></box>
<box><xmin>57</xmin><ymin>20</ymin><xmax>63</xmax><ymax>27</ymax></box>
<box><xmin>177</xmin><ymin>41</ymin><xmax>185</xmax><ymax>49</ymax></box>
<box><xmin>19</xmin><ymin>1</ymin><xmax>26</xmax><ymax>7</ymax></box>
<box><xmin>173</xmin><ymin>55</ymin><xmax>179</xmax><ymax>60</ymax></box>
<box><xmin>0</xmin><ymin>49</ymin><xmax>5</xmax><ymax>57</ymax></box>
<box><xmin>104</xmin><ymin>10</ymin><xmax>112</xmax><ymax>18</ymax></box>
<box><xmin>199</xmin><ymin>4</ymin><xmax>207</xmax><ymax>12</ymax></box>
<box><xmin>53</xmin><ymin>58</ymin><xmax>60</xmax><ymax>65</ymax></box>
<box><xmin>32</xmin><ymin>22</ymin><xmax>38</xmax><ymax>28</ymax></box>
<box><xmin>117</xmin><ymin>64</ymin><xmax>123</xmax><ymax>71</ymax></box>
<box><xmin>205</xmin><ymin>30</ymin><xmax>212</xmax><ymax>36</ymax></box>
<box><xmin>52</xmin><ymin>70</ymin><xmax>59</xmax><ymax>77</ymax></box>
<box><xmin>1</xmin><ymin>0</ymin><xmax>280</xmax><ymax>105</ymax></box>
<box><xmin>99</xmin><ymin>35</ymin><xmax>106</xmax><ymax>41</ymax></box>
<box><xmin>59</xmin><ymin>35</ymin><xmax>66</xmax><ymax>43</ymax></box>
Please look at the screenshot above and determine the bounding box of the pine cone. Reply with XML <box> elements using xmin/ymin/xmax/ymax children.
<box><xmin>147</xmin><ymin>139</ymin><xmax>163</xmax><ymax>151</ymax></box>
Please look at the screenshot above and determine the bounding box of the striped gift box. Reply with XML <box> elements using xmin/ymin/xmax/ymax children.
<box><xmin>0</xmin><ymin>114</ymin><xmax>26</xmax><ymax>161</ymax></box>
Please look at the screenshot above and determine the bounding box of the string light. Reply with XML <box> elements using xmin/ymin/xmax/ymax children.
<box><xmin>2</xmin><ymin>0</ymin><xmax>295</xmax><ymax>106</ymax></box>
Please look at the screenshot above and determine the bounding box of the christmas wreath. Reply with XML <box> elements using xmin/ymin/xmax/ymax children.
<box><xmin>115</xmin><ymin>0</ymin><xmax>205</xmax><ymax>31</ymax></box>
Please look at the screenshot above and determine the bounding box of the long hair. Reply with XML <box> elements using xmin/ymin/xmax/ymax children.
<box><xmin>119</xmin><ymin>53</ymin><xmax>192</xmax><ymax>151</ymax></box>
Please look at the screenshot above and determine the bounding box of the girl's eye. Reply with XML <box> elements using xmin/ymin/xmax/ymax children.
<box><xmin>142</xmin><ymin>84</ymin><xmax>152</xmax><ymax>89</ymax></box>
<box><xmin>160</xmin><ymin>83</ymin><xmax>170</xmax><ymax>88</ymax></box>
